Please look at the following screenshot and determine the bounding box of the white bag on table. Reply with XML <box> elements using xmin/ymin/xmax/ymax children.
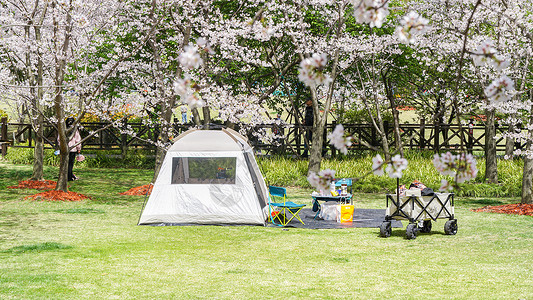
<box><xmin>319</xmin><ymin>202</ymin><xmax>339</xmax><ymax>221</ymax></box>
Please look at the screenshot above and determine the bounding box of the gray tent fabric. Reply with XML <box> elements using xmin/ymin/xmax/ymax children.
<box><xmin>138</xmin><ymin>129</ymin><xmax>268</xmax><ymax>226</ymax></box>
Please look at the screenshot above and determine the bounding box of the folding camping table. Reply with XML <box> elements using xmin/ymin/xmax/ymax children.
<box><xmin>311</xmin><ymin>194</ymin><xmax>353</xmax><ymax>219</ymax></box>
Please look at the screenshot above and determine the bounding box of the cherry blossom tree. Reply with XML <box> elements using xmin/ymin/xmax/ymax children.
<box><xmin>410</xmin><ymin>0</ymin><xmax>532</xmax><ymax>200</ymax></box>
<box><xmin>0</xmin><ymin>0</ymin><xmax>158</xmax><ymax>191</ymax></box>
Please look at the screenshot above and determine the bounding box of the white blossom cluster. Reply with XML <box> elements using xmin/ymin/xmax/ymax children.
<box><xmin>327</xmin><ymin>124</ymin><xmax>352</xmax><ymax>155</ymax></box>
<box><xmin>351</xmin><ymin>0</ymin><xmax>390</xmax><ymax>28</ymax></box>
<box><xmin>432</xmin><ymin>152</ymin><xmax>478</xmax><ymax>190</ymax></box>
<box><xmin>173</xmin><ymin>76</ymin><xmax>205</xmax><ymax>109</ymax></box>
<box><xmin>298</xmin><ymin>53</ymin><xmax>331</xmax><ymax>87</ymax></box>
<box><xmin>395</xmin><ymin>11</ymin><xmax>429</xmax><ymax>44</ymax></box>
<box><xmin>372</xmin><ymin>154</ymin><xmax>409</xmax><ymax>179</ymax></box>
<box><xmin>307</xmin><ymin>169</ymin><xmax>336</xmax><ymax>192</ymax></box>
<box><xmin>472</xmin><ymin>40</ymin><xmax>509</xmax><ymax>71</ymax></box>
<box><xmin>471</xmin><ymin>40</ymin><xmax>514</xmax><ymax>104</ymax></box>
<box><xmin>178</xmin><ymin>45</ymin><xmax>203</xmax><ymax>70</ymax></box>
<box><xmin>484</xmin><ymin>75</ymin><xmax>515</xmax><ymax>103</ymax></box>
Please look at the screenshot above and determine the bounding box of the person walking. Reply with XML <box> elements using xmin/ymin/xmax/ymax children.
<box><xmin>66</xmin><ymin>117</ymin><xmax>82</xmax><ymax>181</ymax></box>
<box><xmin>181</xmin><ymin>105</ymin><xmax>188</xmax><ymax>124</ymax></box>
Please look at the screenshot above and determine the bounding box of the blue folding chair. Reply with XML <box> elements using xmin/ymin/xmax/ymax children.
<box><xmin>268</xmin><ymin>186</ymin><xmax>306</xmax><ymax>226</ymax></box>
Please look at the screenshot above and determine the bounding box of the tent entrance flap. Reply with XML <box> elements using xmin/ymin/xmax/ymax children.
<box><xmin>244</xmin><ymin>152</ymin><xmax>267</xmax><ymax>208</ymax></box>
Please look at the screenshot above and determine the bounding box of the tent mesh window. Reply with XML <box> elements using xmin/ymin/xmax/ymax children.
<box><xmin>171</xmin><ymin>157</ymin><xmax>236</xmax><ymax>184</ymax></box>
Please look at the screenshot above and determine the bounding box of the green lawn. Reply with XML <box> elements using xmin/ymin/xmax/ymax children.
<box><xmin>0</xmin><ymin>162</ymin><xmax>532</xmax><ymax>299</ymax></box>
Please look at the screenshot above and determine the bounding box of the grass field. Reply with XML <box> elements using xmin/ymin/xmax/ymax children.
<box><xmin>1</xmin><ymin>162</ymin><xmax>532</xmax><ymax>299</ymax></box>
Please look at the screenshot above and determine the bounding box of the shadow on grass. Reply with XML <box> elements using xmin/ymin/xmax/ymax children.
<box><xmin>53</xmin><ymin>208</ymin><xmax>105</xmax><ymax>214</ymax></box>
<box><xmin>2</xmin><ymin>242</ymin><xmax>73</xmax><ymax>254</ymax></box>
<box><xmin>460</xmin><ymin>198</ymin><xmax>508</xmax><ymax>207</ymax></box>
<box><xmin>376</xmin><ymin>228</ymin><xmax>456</xmax><ymax>240</ymax></box>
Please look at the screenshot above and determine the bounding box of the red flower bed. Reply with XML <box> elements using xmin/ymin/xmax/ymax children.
<box><xmin>7</xmin><ymin>179</ymin><xmax>57</xmax><ymax>190</ymax></box>
<box><xmin>25</xmin><ymin>190</ymin><xmax>90</xmax><ymax>202</ymax></box>
<box><xmin>397</xmin><ymin>106</ymin><xmax>416</xmax><ymax>111</ymax></box>
<box><xmin>471</xmin><ymin>204</ymin><xmax>533</xmax><ymax>216</ymax></box>
<box><xmin>120</xmin><ymin>184</ymin><xmax>153</xmax><ymax>196</ymax></box>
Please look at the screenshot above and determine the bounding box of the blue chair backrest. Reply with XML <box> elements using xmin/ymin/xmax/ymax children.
<box><xmin>335</xmin><ymin>178</ymin><xmax>352</xmax><ymax>188</ymax></box>
<box><xmin>269</xmin><ymin>186</ymin><xmax>287</xmax><ymax>198</ymax></box>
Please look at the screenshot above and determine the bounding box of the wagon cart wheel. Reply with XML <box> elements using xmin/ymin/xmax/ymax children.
<box><xmin>406</xmin><ymin>223</ymin><xmax>418</xmax><ymax>240</ymax></box>
<box><xmin>419</xmin><ymin>220</ymin><xmax>432</xmax><ymax>233</ymax></box>
<box><xmin>444</xmin><ymin>219</ymin><xmax>458</xmax><ymax>235</ymax></box>
<box><xmin>379</xmin><ymin>221</ymin><xmax>392</xmax><ymax>238</ymax></box>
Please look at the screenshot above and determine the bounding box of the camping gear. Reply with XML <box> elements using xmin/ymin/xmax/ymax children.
<box><xmin>380</xmin><ymin>180</ymin><xmax>456</xmax><ymax>239</ymax></box>
<box><xmin>338</xmin><ymin>204</ymin><xmax>354</xmax><ymax>223</ymax></box>
<box><xmin>138</xmin><ymin>129</ymin><xmax>269</xmax><ymax>225</ymax></box>
<box><xmin>335</xmin><ymin>178</ymin><xmax>352</xmax><ymax>195</ymax></box>
<box><xmin>312</xmin><ymin>193</ymin><xmax>353</xmax><ymax>219</ymax></box>
<box><xmin>319</xmin><ymin>202</ymin><xmax>338</xmax><ymax>221</ymax></box>
<box><xmin>268</xmin><ymin>186</ymin><xmax>306</xmax><ymax>226</ymax></box>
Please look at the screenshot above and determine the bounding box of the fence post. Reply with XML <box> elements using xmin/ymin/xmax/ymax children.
<box><xmin>420</xmin><ymin>118</ymin><xmax>425</xmax><ymax>149</ymax></box>
<box><xmin>434</xmin><ymin>122</ymin><xmax>440</xmax><ymax>152</ymax></box>
<box><xmin>330</xmin><ymin>121</ymin><xmax>337</xmax><ymax>157</ymax></box>
<box><xmin>1</xmin><ymin>117</ymin><xmax>7</xmax><ymax>158</ymax></box>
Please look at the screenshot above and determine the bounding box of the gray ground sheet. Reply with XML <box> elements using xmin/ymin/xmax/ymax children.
<box><xmin>267</xmin><ymin>208</ymin><xmax>403</xmax><ymax>229</ymax></box>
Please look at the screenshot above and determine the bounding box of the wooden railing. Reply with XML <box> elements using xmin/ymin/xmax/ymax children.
<box><xmin>1</xmin><ymin>118</ymin><xmax>524</xmax><ymax>157</ymax></box>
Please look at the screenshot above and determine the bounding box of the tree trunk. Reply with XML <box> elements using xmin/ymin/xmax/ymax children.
<box><xmin>484</xmin><ymin>108</ymin><xmax>498</xmax><ymax>184</ymax></box>
<box><xmin>202</xmin><ymin>106</ymin><xmax>211</xmax><ymax>128</ymax></box>
<box><xmin>56</xmin><ymin>148</ymin><xmax>70</xmax><ymax>192</ymax></box>
<box><xmin>383</xmin><ymin>72</ymin><xmax>403</xmax><ymax>156</ymax></box>
<box><xmin>53</xmin><ymin>3</ymin><xmax>72</xmax><ymax>192</ymax></box>
<box><xmin>521</xmin><ymin>100</ymin><xmax>533</xmax><ymax>204</ymax></box>
<box><xmin>192</xmin><ymin>108</ymin><xmax>202</xmax><ymax>126</ymax></box>
<box><xmin>148</xmin><ymin>2</ymin><xmax>181</xmax><ymax>182</ymax></box>
<box><xmin>307</xmin><ymin>115</ymin><xmax>325</xmax><ymax>175</ymax></box>
<box><xmin>306</xmin><ymin>2</ymin><xmax>344</xmax><ymax>175</ymax></box>
<box><xmin>522</xmin><ymin>156</ymin><xmax>533</xmax><ymax>204</ymax></box>
<box><xmin>505</xmin><ymin>124</ymin><xmax>515</xmax><ymax>158</ymax></box>
<box><xmin>152</xmin><ymin>103</ymin><xmax>173</xmax><ymax>182</ymax></box>
<box><xmin>31</xmin><ymin>115</ymin><xmax>45</xmax><ymax>181</ymax></box>
<box><xmin>375</xmin><ymin>110</ymin><xmax>391</xmax><ymax>161</ymax></box>
<box><xmin>505</xmin><ymin>113</ymin><xmax>516</xmax><ymax>158</ymax></box>
<box><xmin>30</xmin><ymin>24</ymin><xmax>45</xmax><ymax>181</ymax></box>
<box><xmin>388</xmin><ymin>96</ymin><xmax>403</xmax><ymax>156</ymax></box>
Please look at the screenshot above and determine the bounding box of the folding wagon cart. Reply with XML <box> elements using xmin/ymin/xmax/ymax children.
<box><xmin>379</xmin><ymin>181</ymin><xmax>457</xmax><ymax>239</ymax></box>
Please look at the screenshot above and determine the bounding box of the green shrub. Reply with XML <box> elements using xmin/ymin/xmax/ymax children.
<box><xmin>0</xmin><ymin>109</ymin><xmax>8</xmax><ymax>120</ymax></box>
<box><xmin>259</xmin><ymin>152</ymin><xmax>523</xmax><ymax>198</ymax></box>
<box><xmin>5</xmin><ymin>147</ymin><xmax>155</xmax><ymax>169</ymax></box>
<box><xmin>4</xmin><ymin>146</ymin><xmax>523</xmax><ymax>198</ymax></box>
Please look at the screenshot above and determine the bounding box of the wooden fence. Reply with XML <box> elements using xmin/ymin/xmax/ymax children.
<box><xmin>0</xmin><ymin>117</ymin><xmax>523</xmax><ymax>157</ymax></box>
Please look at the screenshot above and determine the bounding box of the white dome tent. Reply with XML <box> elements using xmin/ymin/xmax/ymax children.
<box><xmin>138</xmin><ymin>128</ymin><xmax>269</xmax><ymax>226</ymax></box>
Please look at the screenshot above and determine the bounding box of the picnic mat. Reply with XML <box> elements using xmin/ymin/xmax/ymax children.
<box><xmin>268</xmin><ymin>208</ymin><xmax>403</xmax><ymax>229</ymax></box>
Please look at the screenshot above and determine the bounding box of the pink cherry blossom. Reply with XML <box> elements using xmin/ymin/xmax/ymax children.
<box><xmin>484</xmin><ymin>75</ymin><xmax>515</xmax><ymax>103</ymax></box>
<box><xmin>174</xmin><ymin>76</ymin><xmax>205</xmax><ymax>109</ymax></box>
<box><xmin>178</xmin><ymin>45</ymin><xmax>203</xmax><ymax>70</ymax></box>
<box><xmin>328</xmin><ymin>124</ymin><xmax>352</xmax><ymax>155</ymax></box>
<box><xmin>433</xmin><ymin>152</ymin><xmax>478</xmax><ymax>184</ymax></box>
<box><xmin>307</xmin><ymin>169</ymin><xmax>336</xmax><ymax>192</ymax></box>
<box><xmin>372</xmin><ymin>154</ymin><xmax>385</xmax><ymax>176</ymax></box>
<box><xmin>385</xmin><ymin>154</ymin><xmax>408</xmax><ymax>178</ymax></box>
<box><xmin>395</xmin><ymin>11</ymin><xmax>429</xmax><ymax>44</ymax></box>
<box><xmin>352</xmin><ymin>0</ymin><xmax>390</xmax><ymax>28</ymax></box>
<box><xmin>298</xmin><ymin>53</ymin><xmax>332</xmax><ymax>87</ymax></box>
